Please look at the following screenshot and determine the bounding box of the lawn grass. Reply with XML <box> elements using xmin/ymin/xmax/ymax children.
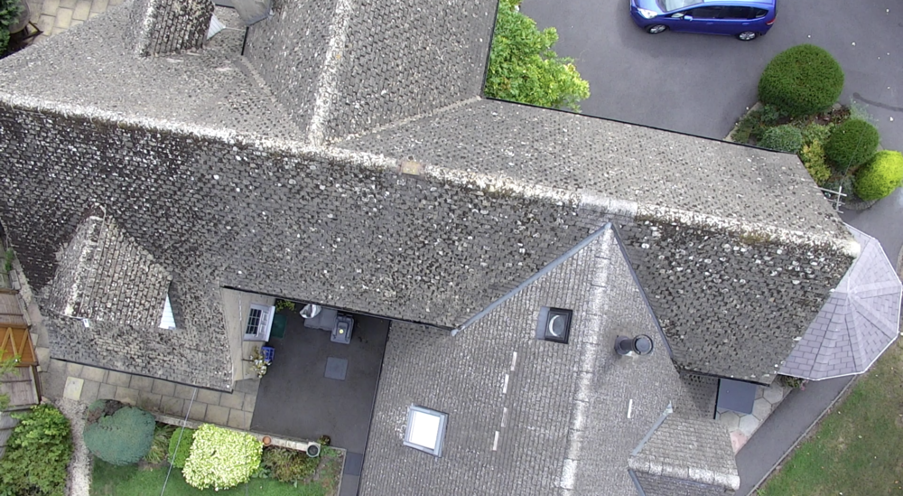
<box><xmin>91</xmin><ymin>446</ymin><xmax>345</xmax><ymax>496</ymax></box>
<box><xmin>758</xmin><ymin>338</ymin><xmax>903</xmax><ymax>496</ymax></box>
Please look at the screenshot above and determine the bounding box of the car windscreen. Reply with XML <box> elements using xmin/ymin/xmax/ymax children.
<box><xmin>657</xmin><ymin>0</ymin><xmax>701</xmax><ymax>12</ymax></box>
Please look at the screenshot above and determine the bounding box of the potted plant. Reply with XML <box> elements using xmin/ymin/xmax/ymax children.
<box><xmin>0</xmin><ymin>0</ymin><xmax>27</xmax><ymax>56</ymax></box>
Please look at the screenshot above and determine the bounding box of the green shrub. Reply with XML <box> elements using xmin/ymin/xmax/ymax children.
<box><xmin>0</xmin><ymin>404</ymin><xmax>73</xmax><ymax>496</ymax></box>
<box><xmin>801</xmin><ymin>123</ymin><xmax>832</xmax><ymax>145</ymax></box>
<box><xmin>854</xmin><ymin>151</ymin><xmax>903</xmax><ymax>201</ymax></box>
<box><xmin>275</xmin><ymin>299</ymin><xmax>295</xmax><ymax>312</ymax></box>
<box><xmin>485</xmin><ymin>0</ymin><xmax>590</xmax><ymax>111</ymax></box>
<box><xmin>731</xmin><ymin>105</ymin><xmax>780</xmax><ymax>144</ymax></box>
<box><xmin>760</xmin><ymin>125</ymin><xmax>803</xmax><ymax>153</ymax></box>
<box><xmin>825</xmin><ymin>119</ymin><xmax>880</xmax><ymax>171</ymax></box>
<box><xmin>758</xmin><ymin>44</ymin><xmax>844</xmax><ymax>117</ymax></box>
<box><xmin>182</xmin><ymin>424</ymin><xmax>262</xmax><ymax>490</ymax></box>
<box><xmin>167</xmin><ymin>426</ymin><xmax>195</xmax><ymax>468</ymax></box>
<box><xmin>84</xmin><ymin>406</ymin><xmax>155</xmax><ymax>466</ymax></box>
<box><xmin>144</xmin><ymin>423</ymin><xmax>174</xmax><ymax>464</ymax></box>
<box><xmin>261</xmin><ymin>446</ymin><xmax>320</xmax><ymax>483</ymax></box>
<box><xmin>800</xmin><ymin>141</ymin><xmax>832</xmax><ymax>186</ymax></box>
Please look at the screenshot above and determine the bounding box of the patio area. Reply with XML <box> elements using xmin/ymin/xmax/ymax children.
<box><xmin>251</xmin><ymin>307</ymin><xmax>389</xmax><ymax>494</ymax></box>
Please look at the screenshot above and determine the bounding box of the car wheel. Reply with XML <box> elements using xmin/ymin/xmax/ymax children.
<box><xmin>737</xmin><ymin>31</ymin><xmax>758</xmax><ymax>41</ymax></box>
<box><xmin>646</xmin><ymin>24</ymin><xmax>668</xmax><ymax>34</ymax></box>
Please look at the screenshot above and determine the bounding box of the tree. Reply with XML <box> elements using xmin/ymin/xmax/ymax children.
<box><xmin>485</xmin><ymin>0</ymin><xmax>590</xmax><ymax>112</ymax></box>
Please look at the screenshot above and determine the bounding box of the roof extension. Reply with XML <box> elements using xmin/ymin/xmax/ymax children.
<box><xmin>363</xmin><ymin>226</ymin><xmax>708</xmax><ymax>495</ymax></box>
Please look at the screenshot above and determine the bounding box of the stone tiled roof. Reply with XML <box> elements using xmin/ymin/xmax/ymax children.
<box><xmin>362</xmin><ymin>226</ymin><xmax>708</xmax><ymax>495</ymax></box>
<box><xmin>340</xmin><ymin>99</ymin><xmax>850</xmax><ymax>238</ymax></box>
<box><xmin>43</xmin><ymin>214</ymin><xmax>171</xmax><ymax>329</ymax></box>
<box><xmin>629</xmin><ymin>411</ymin><xmax>739</xmax><ymax>496</ymax></box>
<box><xmin>0</xmin><ymin>6</ymin><xmax>302</xmax><ymax>140</ymax></box>
<box><xmin>0</xmin><ymin>0</ymin><xmax>856</xmax><ymax>392</ymax></box>
<box><xmin>39</xmin><ymin>214</ymin><xmax>233</xmax><ymax>389</ymax></box>
<box><xmin>780</xmin><ymin>226</ymin><xmax>903</xmax><ymax>380</ymax></box>
<box><xmin>243</xmin><ymin>0</ymin><xmax>496</xmax><ymax>142</ymax></box>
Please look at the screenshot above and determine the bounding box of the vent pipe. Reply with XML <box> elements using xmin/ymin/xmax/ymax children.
<box><xmin>615</xmin><ymin>335</ymin><xmax>654</xmax><ymax>356</ymax></box>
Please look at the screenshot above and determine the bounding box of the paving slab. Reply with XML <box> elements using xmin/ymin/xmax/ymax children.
<box><xmin>54</xmin><ymin>7</ymin><xmax>72</xmax><ymax>29</ymax></box>
<box><xmin>752</xmin><ymin>398</ymin><xmax>772</xmax><ymax>421</ymax></box>
<box><xmin>160</xmin><ymin>396</ymin><xmax>184</xmax><ymax>416</ymax></box>
<box><xmin>219</xmin><ymin>392</ymin><xmax>244</xmax><ymax>410</ymax></box>
<box><xmin>107</xmin><ymin>371</ymin><xmax>131</xmax><ymax>387</ymax></box>
<box><xmin>242</xmin><ymin>393</ymin><xmax>256</xmax><ymax>413</ymax></box>
<box><xmin>174</xmin><ymin>384</ymin><xmax>197</xmax><ymax>400</ymax></box>
<box><xmin>63</xmin><ymin>376</ymin><xmax>83</xmax><ymax>401</ymax></box>
<box><xmin>72</xmin><ymin>0</ymin><xmax>90</xmax><ymax>20</ymax></box>
<box><xmin>80</xmin><ymin>366</ymin><xmax>107</xmax><ymax>383</ymax></box>
<box><xmin>151</xmin><ymin>379</ymin><xmax>176</xmax><ymax>397</ymax></box>
<box><xmin>89</xmin><ymin>0</ymin><xmax>107</xmax><ymax>13</ymax></box>
<box><xmin>184</xmin><ymin>402</ymin><xmax>207</xmax><ymax>421</ymax></box>
<box><xmin>130</xmin><ymin>375</ymin><xmax>154</xmax><ymax>392</ymax></box>
<box><xmin>205</xmin><ymin>405</ymin><xmax>229</xmax><ymax>425</ymax></box>
<box><xmin>196</xmin><ymin>388</ymin><xmax>221</xmax><ymax>406</ymax></box>
<box><xmin>41</xmin><ymin>0</ymin><xmax>60</xmax><ymax>15</ymax></box>
<box><xmin>227</xmin><ymin>409</ymin><xmax>250</xmax><ymax>430</ymax></box>
<box><xmin>139</xmin><ymin>391</ymin><xmax>162</xmax><ymax>411</ymax></box>
<box><xmin>80</xmin><ymin>379</ymin><xmax>100</xmax><ymax>403</ymax></box>
<box><xmin>114</xmin><ymin>386</ymin><xmax>138</xmax><ymax>405</ymax></box>
<box><xmin>65</xmin><ymin>362</ymin><xmax>83</xmax><ymax>377</ymax></box>
<box><xmin>98</xmin><ymin>383</ymin><xmax>117</xmax><ymax>400</ymax></box>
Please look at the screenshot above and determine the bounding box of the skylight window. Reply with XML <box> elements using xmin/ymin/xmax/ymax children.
<box><xmin>403</xmin><ymin>405</ymin><xmax>449</xmax><ymax>456</ymax></box>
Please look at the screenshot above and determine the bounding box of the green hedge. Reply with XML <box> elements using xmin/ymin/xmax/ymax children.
<box><xmin>760</xmin><ymin>125</ymin><xmax>803</xmax><ymax>153</ymax></box>
<box><xmin>84</xmin><ymin>405</ymin><xmax>156</xmax><ymax>466</ymax></box>
<box><xmin>825</xmin><ymin>119</ymin><xmax>880</xmax><ymax>171</ymax></box>
<box><xmin>167</xmin><ymin>426</ymin><xmax>195</xmax><ymax>468</ymax></box>
<box><xmin>758</xmin><ymin>45</ymin><xmax>844</xmax><ymax>117</ymax></box>
<box><xmin>854</xmin><ymin>151</ymin><xmax>903</xmax><ymax>201</ymax></box>
<box><xmin>0</xmin><ymin>404</ymin><xmax>73</xmax><ymax>496</ymax></box>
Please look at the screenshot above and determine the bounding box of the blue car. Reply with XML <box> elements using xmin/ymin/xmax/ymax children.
<box><xmin>630</xmin><ymin>0</ymin><xmax>776</xmax><ymax>40</ymax></box>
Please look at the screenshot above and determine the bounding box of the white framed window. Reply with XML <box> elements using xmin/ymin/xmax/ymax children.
<box><xmin>244</xmin><ymin>303</ymin><xmax>275</xmax><ymax>341</ymax></box>
<box><xmin>403</xmin><ymin>405</ymin><xmax>449</xmax><ymax>456</ymax></box>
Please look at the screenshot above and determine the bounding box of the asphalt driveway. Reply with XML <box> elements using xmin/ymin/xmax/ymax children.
<box><xmin>520</xmin><ymin>0</ymin><xmax>903</xmax><ymax>150</ymax></box>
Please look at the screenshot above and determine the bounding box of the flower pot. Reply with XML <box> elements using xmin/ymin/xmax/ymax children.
<box><xmin>306</xmin><ymin>443</ymin><xmax>321</xmax><ymax>458</ymax></box>
<box><xmin>262</xmin><ymin>436</ymin><xmax>271</xmax><ymax>446</ymax></box>
<box><xmin>9</xmin><ymin>1</ymin><xmax>30</xmax><ymax>34</ymax></box>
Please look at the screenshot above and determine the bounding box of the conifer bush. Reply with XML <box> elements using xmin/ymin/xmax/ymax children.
<box><xmin>825</xmin><ymin>119</ymin><xmax>880</xmax><ymax>171</ymax></box>
<box><xmin>83</xmin><ymin>403</ymin><xmax>155</xmax><ymax>466</ymax></box>
<box><xmin>758</xmin><ymin>45</ymin><xmax>844</xmax><ymax>117</ymax></box>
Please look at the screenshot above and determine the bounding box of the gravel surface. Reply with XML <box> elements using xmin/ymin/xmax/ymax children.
<box><xmin>55</xmin><ymin>398</ymin><xmax>91</xmax><ymax>496</ymax></box>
